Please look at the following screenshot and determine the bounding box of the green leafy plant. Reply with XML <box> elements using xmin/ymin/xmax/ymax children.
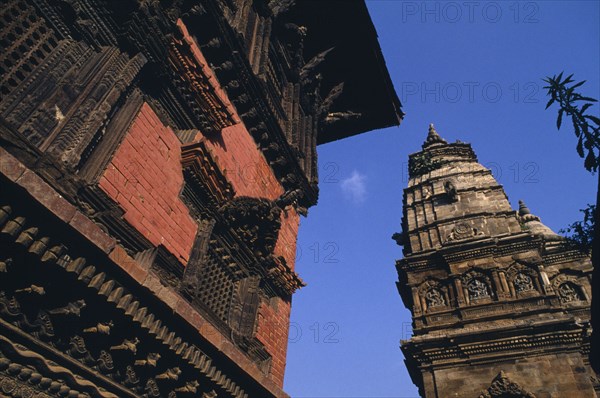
<box><xmin>560</xmin><ymin>204</ymin><xmax>595</xmax><ymax>254</ymax></box>
<box><xmin>544</xmin><ymin>72</ymin><xmax>599</xmax><ymax>372</ymax></box>
<box><xmin>543</xmin><ymin>72</ymin><xmax>600</xmax><ymax>172</ymax></box>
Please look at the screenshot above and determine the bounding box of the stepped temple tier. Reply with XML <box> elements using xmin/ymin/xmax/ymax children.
<box><xmin>394</xmin><ymin>125</ymin><xmax>596</xmax><ymax>397</ymax></box>
<box><xmin>0</xmin><ymin>1</ymin><xmax>401</xmax><ymax>397</ymax></box>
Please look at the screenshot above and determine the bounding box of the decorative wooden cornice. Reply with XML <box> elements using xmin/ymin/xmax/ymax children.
<box><xmin>264</xmin><ymin>256</ymin><xmax>305</xmax><ymax>297</ymax></box>
<box><xmin>169</xmin><ymin>31</ymin><xmax>236</xmax><ymax>134</ymax></box>
<box><xmin>181</xmin><ymin>140</ymin><xmax>234</xmax><ymax>208</ymax></box>
<box><xmin>182</xmin><ymin>7</ymin><xmax>319</xmax><ymax>207</ymax></box>
<box><xmin>0</xmin><ymin>201</ymin><xmax>255</xmax><ymax>398</ymax></box>
<box><xmin>219</xmin><ymin>197</ymin><xmax>282</xmax><ymax>259</ymax></box>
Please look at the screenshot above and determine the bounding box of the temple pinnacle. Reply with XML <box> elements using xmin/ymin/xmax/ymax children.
<box><xmin>518</xmin><ymin>200</ymin><xmax>531</xmax><ymax>216</ymax></box>
<box><xmin>518</xmin><ymin>199</ymin><xmax>541</xmax><ymax>223</ymax></box>
<box><xmin>423</xmin><ymin>123</ymin><xmax>448</xmax><ymax>148</ymax></box>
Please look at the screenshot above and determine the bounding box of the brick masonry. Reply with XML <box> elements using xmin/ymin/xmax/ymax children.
<box><xmin>99</xmin><ymin>102</ymin><xmax>198</xmax><ymax>264</ymax></box>
<box><xmin>95</xmin><ymin>25</ymin><xmax>301</xmax><ymax>386</ymax></box>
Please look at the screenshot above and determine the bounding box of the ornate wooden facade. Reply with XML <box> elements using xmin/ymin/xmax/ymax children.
<box><xmin>394</xmin><ymin>125</ymin><xmax>597</xmax><ymax>397</ymax></box>
<box><xmin>0</xmin><ymin>1</ymin><xmax>402</xmax><ymax>397</ymax></box>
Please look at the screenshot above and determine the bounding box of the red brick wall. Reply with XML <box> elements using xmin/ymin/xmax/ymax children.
<box><xmin>98</xmin><ymin>103</ymin><xmax>198</xmax><ymax>264</ymax></box>
<box><xmin>177</xmin><ymin>22</ymin><xmax>299</xmax><ymax>385</ymax></box>
<box><xmin>274</xmin><ymin>210</ymin><xmax>300</xmax><ymax>270</ymax></box>
<box><xmin>97</xmin><ymin>20</ymin><xmax>301</xmax><ymax>388</ymax></box>
<box><xmin>200</xmin><ymin>123</ymin><xmax>301</xmax><ymax>267</ymax></box>
<box><xmin>256</xmin><ymin>298</ymin><xmax>292</xmax><ymax>386</ymax></box>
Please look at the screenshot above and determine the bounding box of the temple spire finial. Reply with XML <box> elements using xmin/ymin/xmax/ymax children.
<box><xmin>518</xmin><ymin>199</ymin><xmax>540</xmax><ymax>223</ymax></box>
<box><xmin>518</xmin><ymin>200</ymin><xmax>531</xmax><ymax>216</ymax></box>
<box><xmin>517</xmin><ymin>199</ymin><xmax>562</xmax><ymax>240</ymax></box>
<box><xmin>423</xmin><ymin>123</ymin><xmax>448</xmax><ymax>148</ymax></box>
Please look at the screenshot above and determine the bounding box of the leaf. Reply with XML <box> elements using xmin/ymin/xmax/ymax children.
<box><xmin>571</xmin><ymin>80</ymin><xmax>586</xmax><ymax>89</ymax></box>
<box><xmin>584</xmin><ymin>150</ymin><xmax>596</xmax><ymax>171</ymax></box>
<box><xmin>584</xmin><ymin>115</ymin><xmax>600</xmax><ymax>125</ymax></box>
<box><xmin>545</xmin><ymin>97</ymin><xmax>555</xmax><ymax>109</ymax></box>
<box><xmin>580</xmin><ymin>97</ymin><xmax>598</xmax><ymax>102</ymax></box>
<box><xmin>557</xmin><ymin>108</ymin><xmax>564</xmax><ymax>129</ymax></box>
<box><xmin>565</xmin><ymin>73</ymin><xmax>574</xmax><ymax>82</ymax></box>
<box><xmin>572</xmin><ymin>116</ymin><xmax>581</xmax><ymax>137</ymax></box>
<box><xmin>576</xmin><ymin>136</ymin><xmax>584</xmax><ymax>157</ymax></box>
<box><xmin>581</xmin><ymin>103</ymin><xmax>593</xmax><ymax>113</ymax></box>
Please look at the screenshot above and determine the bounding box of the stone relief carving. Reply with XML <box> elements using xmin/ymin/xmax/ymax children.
<box><xmin>445</xmin><ymin>222</ymin><xmax>484</xmax><ymax>243</ymax></box>
<box><xmin>551</xmin><ymin>274</ymin><xmax>587</xmax><ymax>304</ymax></box>
<box><xmin>467</xmin><ymin>278</ymin><xmax>490</xmax><ymax>300</ymax></box>
<box><xmin>558</xmin><ymin>282</ymin><xmax>583</xmax><ymax>303</ymax></box>
<box><xmin>514</xmin><ymin>272</ymin><xmax>534</xmax><ymax>293</ymax></box>
<box><xmin>417</xmin><ymin>280</ymin><xmax>450</xmax><ymax>312</ymax></box>
<box><xmin>425</xmin><ymin>288</ymin><xmax>446</xmax><ymax>308</ymax></box>
<box><xmin>478</xmin><ymin>370</ymin><xmax>537</xmax><ymax>398</ymax></box>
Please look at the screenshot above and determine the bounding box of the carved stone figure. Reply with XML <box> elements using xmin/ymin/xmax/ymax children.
<box><xmin>444</xmin><ymin>180</ymin><xmax>457</xmax><ymax>202</ymax></box>
<box><xmin>514</xmin><ymin>273</ymin><xmax>534</xmax><ymax>293</ymax></box>
<box><xmin>446</xmin><ymin>222</ymin><xmax>484</xmax><ymax>243</ymax></box>
<box><xmin>558</xmin><ymin>283</ymin><xmax>581</xmax><ymax>303</ymax></box>
<box><xmin>467</xmin><ymin>279</ymin><xmax>490</xmax><ymax>300</ymax></box>
<box><xmin>425</xmin><ymin>288</ymin><xmax>445</xmax><ymax>308</ymax></box>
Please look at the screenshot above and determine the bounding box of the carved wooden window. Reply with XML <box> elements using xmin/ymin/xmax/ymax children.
<box><xmin>195</xmin><ymin>247</ymin><xmax>235</xmax><ymax>324</ymax></box>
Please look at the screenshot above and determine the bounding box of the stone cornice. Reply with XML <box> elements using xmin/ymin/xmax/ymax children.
<box><xmin>402</xmin><ymin>317</ymin><xmax>590</xmax><ymax>367</ymax></box>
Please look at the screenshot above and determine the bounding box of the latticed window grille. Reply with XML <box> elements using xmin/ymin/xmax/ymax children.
<box><xmin>196</xmin><ymin>247</ymin><xmax>235</xmax><ymax>324</ymax></box>
<box><xmin>0</xmin><ymin>0</ymin><xmax>60</xmax><ymax>97</ymax></box>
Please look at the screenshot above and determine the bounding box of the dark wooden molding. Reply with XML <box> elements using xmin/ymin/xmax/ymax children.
<box><xmin>77</xmin><ymin>88</ymin><xmax>145</xmax><ymax>184</ymax></box>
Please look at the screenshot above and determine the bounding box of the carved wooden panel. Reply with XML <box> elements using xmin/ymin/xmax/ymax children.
<box><xmin>0</xmin><ymin>196</ymin><xmax>253</xmax><ymax>398</ymax></box>
<box><xmin>0</xmin><ymin>9</ymin><xmax>146</xmax><ymax>169</ymax></box>
<box><xmin>0</xmin><ymin>0</ymin><xmax>61</xmax><ymax>99</ymax></box>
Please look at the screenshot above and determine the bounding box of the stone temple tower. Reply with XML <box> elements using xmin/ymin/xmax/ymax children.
<box><xmin>394</xmin><ymin>125</ymin><xmax>597</xmax><ymax>397</ymax></box>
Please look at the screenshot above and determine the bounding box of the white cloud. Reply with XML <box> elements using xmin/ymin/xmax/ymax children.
<box><xmin>341</xmin><ymin>170</ymin><xmax>367</xmax><ymax>204</ymax></box>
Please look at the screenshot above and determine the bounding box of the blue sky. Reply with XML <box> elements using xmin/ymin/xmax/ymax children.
<box><xmin>284</xmin><ymin>1</ymin><xmax>599</xmax><ymax>397</ymax></box>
